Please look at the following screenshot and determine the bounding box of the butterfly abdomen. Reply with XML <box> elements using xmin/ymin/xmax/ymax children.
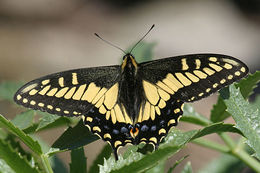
<box><xmin>120</xmin><ymin>54</ymin><xmax>142</xmax><ymax>121</ymax></box>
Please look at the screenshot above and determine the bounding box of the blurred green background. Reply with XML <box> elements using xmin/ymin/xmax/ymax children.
<box><xmin>0</xmin><ymin>0</ymin><xmax>259</xmax><ymax>172</ymax></box>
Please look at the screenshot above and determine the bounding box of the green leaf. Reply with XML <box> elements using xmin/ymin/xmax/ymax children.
<box><xmin>100</xmin><ymin>129</ymin><xmax>197</xmax><ymax>173</ymax></box>
<box><xmin>0</xmin><ymin>81</ymin><xmax>23</xmax><ymax>102</ymax></box>
<box><xmin>252</xmin><ymin>95</ymin><xmax>260</xmax><ymax>110</ymax></box>
<box><xmin>50</xmin><ymin>120</ymin><xmax>98</xmax><ymax>155</ymax></box>
<box><xmin>211</xmin><ymin>71</ymin><xmax>260</xmax><ymax>122</ymax></box>
<box><xmin>0</xmin><ymin>114</ymin><xmax>42</xmax><ymax>155</ymax></box>
<box><xmin>190</xmin><ymin>122</ymin><xmax>242</xmax><ymax>140</ymax></box>
<box><xmin>145</xmin><ymin>160</ymin><xmax>165</xmax><ymax>173</ymax></box>
<box><xmin>37</xmin><ymin>112</ymin><xmax>59</xmax><ymax>130</ymax></box>
<box><xmin>235</xmin><ymin>71</ymin><xmax>260</xmax><ymax>98</ymax></box>
<box><xmin>69</xmin><ymin>147</ymin><xmax>86</xmax><ymax>173</ymax></box>
<box><xmin>181</xmin><ymin>104</ymin><xmax>211</xmax><ymax>126</ymax></box>
<box><xmin>0</xmin><ymin>159</ymin><xmax>15</xmax><ymax>173</ymax></box>
<box><xmin>36</xmin><ymin>112</ymin><xmax>71</xmax><ymax>131</ymax></box>
<box><xmin>89</xmin><ymin>145</ymin><xmax>112</xmax><ymax>173</ymax></box>
<box><xmin>167</xmin><ymin>155</ymin><xmax>189</xmax><ymax>173</ymax></box>
<box><xmin>210</xmin><ymin>97</ymin><xmax>230</xmax><ymax>123</ymax></box>
<box><xmin>198</xmin><ymin>153</ymin><xmax>246</xmax><ymax>173</ymax></box>
<box><xmin>108</xmin><ymin>146</ymin><xmax>181</xmax><ymax>173</ymax></box>
<box><xmin>50</xmin><ymin>156</ymin><xmax>68</xmax><ymax>173</ymax></box>
<box><xmin>220</xmin><ymin>84</ymin><xmax>260</xmax><ymax>159</ymax></box>
<box><xmin>5</xmin><ymin>134</ymin><xmax>33</xmax><ymax>163</ymax></box>
<box><xmin>0</xmin><ymin>128</ymin><xmax>8</xmax><ymax>139</ymax></box>
<box><xmin>126</xmin><ymin>41</ymin><xmax>156</xmax><ymax>63</ymax></box>
<box><xmin>123</xmin><ymin>145</ymin><xmax>139</xmax><ymax>159</ymax></box>
<box><xmin>0</xmin><ymin>139</ymin><xmax>39</xmax><ymax>173</ymax></box>
<box><xmin>181</xmin><ymin>162</ymin><xmax>192</xmax><ymax>173</ymax></box>
<box><xmin>11</xmin><ymin>111</ymin><xmax>35</xmax><ymax>130</ymax></box>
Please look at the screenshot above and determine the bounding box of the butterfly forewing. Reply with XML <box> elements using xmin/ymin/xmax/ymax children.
<box><xmin>139</xmin><ymin>54</ymin><xmax>248</xmax><ymax>102</ymax></box>
<box><xmin>14</xmin><ymin>66</ymin><xmax>121</xmax><ymax>117</ymax></box>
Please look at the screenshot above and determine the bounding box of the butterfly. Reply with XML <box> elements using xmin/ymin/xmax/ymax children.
<box><xmin>14</xmin><ymin>26</ymin><xmax>249</xmax><ymax>160</ymax></box>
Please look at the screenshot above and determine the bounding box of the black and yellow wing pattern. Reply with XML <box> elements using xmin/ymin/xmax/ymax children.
<box><xmin>14</xmin><ymin>53</ymin><xmax>248</xmax><ymax>160</ymax></box>
<box><xmin>134</xmin><ymin>53</ymin><xmax>248</xmax><ymax>150</ymax></box>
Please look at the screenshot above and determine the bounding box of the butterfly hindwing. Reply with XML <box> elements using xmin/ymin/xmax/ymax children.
<box><xmin>14</xmin><ymin>65</ymin><xmax>121</xmax><ymax>117</ymax></box>
<box><xmin>139</xmin><ymin>54</ymin><xmax>248</xmax><ymax>102</ymax></box>
<box><xmin>82</xmin><ymin>102</ymin><xmax>134</xmax><ymax>159</ymax></box>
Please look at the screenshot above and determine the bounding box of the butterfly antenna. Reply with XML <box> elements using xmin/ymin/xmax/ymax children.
<box><xmin>129</xmin><ymin>24</ymin><xmax>155</xmax><ymax>54</ymax></box>
<box><xmin>94</xmin><ymin>33</ymin><xmax>127</xmax><ymax>54</ymax></box>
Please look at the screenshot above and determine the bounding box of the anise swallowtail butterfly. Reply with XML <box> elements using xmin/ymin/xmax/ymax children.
<box><xmin>14</xmin><ymin>26</ymin><xmax>249</xmax><ymax>160</ymax></box>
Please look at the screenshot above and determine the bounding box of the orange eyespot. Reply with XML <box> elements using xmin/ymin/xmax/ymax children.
<box><xmin>130</xmin><ymin>127</ymin><xmax>139</xmax><ymax>138</ymax></box>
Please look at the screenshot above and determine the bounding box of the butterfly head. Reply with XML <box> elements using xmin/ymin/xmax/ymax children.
<box><xmin>121</xmin><ymin>53</ymin><xmax>138</xmax><ymax>71</ymax></box>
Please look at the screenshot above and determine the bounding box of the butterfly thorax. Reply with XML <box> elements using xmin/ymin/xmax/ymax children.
<box><xmin>119</xmin><ymin>54</ymin><xmax>142</xmax><ymax>122</ymax></box>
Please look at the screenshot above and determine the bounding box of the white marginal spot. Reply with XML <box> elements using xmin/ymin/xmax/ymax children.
<box><xmin>235</xmin><ymin>71</ymin><xmax>241</xmax><ymax>76</ymax></box>
<box><xmin>47</xmin><ymin>105</ymin><xmax>53</xmax><ymax>109</ymax></box>
<box><xmin>23</xmin><ymin>98</ymin><xmax>28</xmax><ymax>103</ymax></box>
<box><xmin>241</xmin><ymin>67</ymin><xmax>246</xmax><ymax>73</ymax></box>
<box><xmin>16</xmin><ymin>95</ymin><xmax>22</xmax><ymax>100</ymax></box>
<box><xmin>228</xmin><ymin>75</ymin><xmax>233</xmax><ymax>80</ymax></box>
<box><xmin>220</xmin><ymin>79</ymin><xmax>226</xmax><ymax>84</ymax></box>
<box><xmin>213</xmin><ymin>83</ymin><xmax>218</xmax><ymax>88</ymax></box>
<box><xmin>30</xmin><ymin>100</ymin><xmax>36</xmax><ymax>105</ymax></box>
<box><xmin>38</xmin><ymin>103</ymin><xmax>44</xmax><ymax>107</ymax></box>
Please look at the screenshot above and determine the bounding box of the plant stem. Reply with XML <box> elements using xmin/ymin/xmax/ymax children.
<box><xmin>219</xmin><ymin>133</ymin><xmax>260</xmax><ymax>172</ymax></box>
<box><xmin>41</xmin><ymin>154</ymin><xmax>53</xmax><ymax>173</ymax></box>
<box><xmin>192</xmin><ymin>138</ymin><xmax>229</xmax><ymax>153</ymax></box>
<box><xmin>218</xmin><ymin>133</ymin><xmax>236</xmax><ymax>148</ymax></box>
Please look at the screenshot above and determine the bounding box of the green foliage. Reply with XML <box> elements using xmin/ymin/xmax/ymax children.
<box><xmin>51</xmin><ymin>120</ymin><xmax>99</xmax><ymax>155</ymax></box>
<box><xmin>210</xmin><ymin>71</ymin><xmax>260</xmax><ymax>123</ymax></box>
<box><xmin>89</xmin><ymin>145</ymin><xmax>112</xmax><ymax>173</ymax></box>
<box><xmin>221</xmin><ymin>84</ymin><xmax>260</xmax><ymax>159</ymax></box>
<box><xmin>181</xmin><ymin>162</ymin><xmax>193</xmax><ymax>173</ymax></box>
<box><xmin>0</xmin><ymin>42</ymin><xmax>259</xmax><ymax>172</ymax></box>
<box><xmin>69</xmin><ymin>147</ymin><xmax>87</xmax><ymax>173</ymax></box>
<box><xmin>0</xmin><ymin>139</ymin><xmax>39</xmax><ymax>173</ymax></box>
<box><xmin>0</xmin><ymin>81</ymin><xmax>23</xmax><ymax>102</ymax></box>
<box><xmin>198</xmin><ymin>153</ymin><xmax>246</xmax><ymax>173</ymax></box>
